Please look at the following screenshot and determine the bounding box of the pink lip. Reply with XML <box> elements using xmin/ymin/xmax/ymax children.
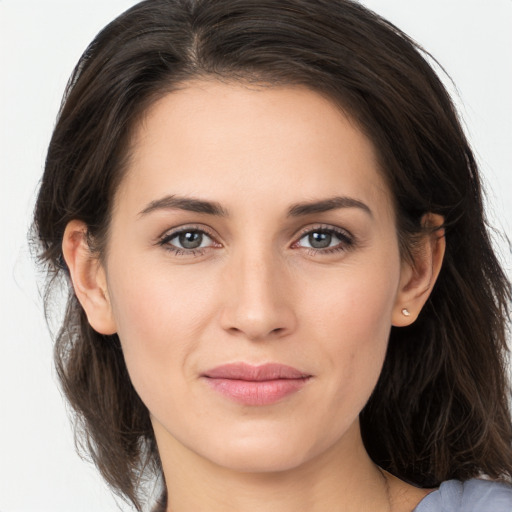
<box><xmin>202</xmin><ymin>363</ymin><xmax>311</xmax><ymax>406</ymax></box>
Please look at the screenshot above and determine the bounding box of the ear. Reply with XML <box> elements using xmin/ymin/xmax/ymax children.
<box><xmin>392</xmin><ymin>213</ymin><xmax>445</xmax><ymax>327</ymax></box>
<box><xmin>62</xmin><ymin>220</ymin><xmax>117</xmax><ymax>335</ymax></box>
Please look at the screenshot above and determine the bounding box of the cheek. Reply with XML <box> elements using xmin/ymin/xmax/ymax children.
<box><xmin>304</xmin><ymin>258</ymin><xmax>399</xmax><ymax>343</ymax></box>
<box><xmin>105</xmin><ymin>260</ymin><xmax>219</xmax><ymax>407</ymax></box>
<box><xmin>300</xmin><ymin>256</ymin><xmax>400</xmax><ymax>399</ymax></box>
<box><xmin>108</xmin><ymin>255</ymin><xmax>217</xmax><ymax>340</ymax></box>
<box><xmin>106</xmin><ymin>233</ymin><xmax>400</xmax><ymax>407</ymax></box>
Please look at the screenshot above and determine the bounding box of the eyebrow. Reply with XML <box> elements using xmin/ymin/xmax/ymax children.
<box><xmin>138</xmin><ymin>194</ymin><xmax>372</xmax><ymax>218</ymax></box>
<box><xmin>287</xmin><ymin>196</ymin><xmax>372</xmax><ymax>217</ymax></box>
<box><xmin>138</xmin><ymin>195</ymin><xmax>228</xmax><ymax>217</ymax></box>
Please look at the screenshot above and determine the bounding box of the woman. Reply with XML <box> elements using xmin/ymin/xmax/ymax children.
<box><xmin>33</xmin><ymin>0</ymin><xmax>512</xmax><ymax>510</ymax></box>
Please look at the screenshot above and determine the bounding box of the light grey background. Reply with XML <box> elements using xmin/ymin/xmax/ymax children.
<box><xmin>1</xmin><ymin>1</ymin><xmax>511</xmax><ymax>511</ymax></box>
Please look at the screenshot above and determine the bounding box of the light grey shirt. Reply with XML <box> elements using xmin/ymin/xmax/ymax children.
<box><xmin>413</xmin><ymin>479</ymin><xmax>512</xmax><ymax>511</ymax></box>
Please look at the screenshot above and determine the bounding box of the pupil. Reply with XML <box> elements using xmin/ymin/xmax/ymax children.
<box><xmin>309</xmin><ymin>232</ymin><xmax>331</xmax><ymax>249</ymax></box>
<box><xmin>179</xmin><ymin>231</ymin><xmax>202</xmax><ymax>249</ymax></box>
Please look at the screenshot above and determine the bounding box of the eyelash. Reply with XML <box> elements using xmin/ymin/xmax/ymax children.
<box><xmin>156</xmin><ymin>224</ymin><xmax>355</xmax><ymax>257</ymax></box>
<box><xmin>157</xmin><ymin>225</ymin><xmax>218</xmax><ymax>257</ymax></box>
<box><xmin>292</xmin><ymin>225</ymin><xmax>355</xmax><ymax>256</ymax></box>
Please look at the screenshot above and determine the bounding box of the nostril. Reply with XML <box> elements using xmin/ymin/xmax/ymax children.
<box><xmin>219</xmin><ymin>283</ymin><xmax>297</xmax><ymax>340</ymax></box>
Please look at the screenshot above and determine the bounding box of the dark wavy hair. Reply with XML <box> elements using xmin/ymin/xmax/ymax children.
<box><xmin>33</xmin><ymin>0</ymin><xmax>512</xmax><ymax>510</ymax></box>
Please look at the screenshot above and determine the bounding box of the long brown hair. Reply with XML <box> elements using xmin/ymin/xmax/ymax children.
<box><xmin>33</xmin><ymin>0</ymin><xmax>512</xmax><ymax>510</ymax></box>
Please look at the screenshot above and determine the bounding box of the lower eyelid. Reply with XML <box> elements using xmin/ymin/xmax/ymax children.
<box><xmin>166</xmin><ymin>247</ymin><xmax>208</xmax><ymax>257</ymax></box>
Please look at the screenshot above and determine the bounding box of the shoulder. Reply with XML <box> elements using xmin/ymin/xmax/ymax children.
<box><xmin>414</xmin><ymin>479</ymin><xmax>512</xmax><ymax>512</ymax></box>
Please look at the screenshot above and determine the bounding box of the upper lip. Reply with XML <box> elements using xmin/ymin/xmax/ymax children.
<box><xmin>202</xmin><ymin>363</ymin><xmax>310</xmax><ymax>381</ymax></box>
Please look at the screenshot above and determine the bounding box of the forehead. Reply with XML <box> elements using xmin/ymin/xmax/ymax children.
<box><xmin>117</xmin><ymin>81</ymin><xmax>393</xmax><ymax>218</ymax></box>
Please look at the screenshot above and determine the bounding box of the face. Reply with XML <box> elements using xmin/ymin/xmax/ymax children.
<box><xmin>103</xmin><ymin>81</ymin><xmax>407</xmax><ymax>473</ymax></box>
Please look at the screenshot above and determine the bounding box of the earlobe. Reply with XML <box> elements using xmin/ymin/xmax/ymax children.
<box><xmin>62</xmin><ymin>220</ymin><xmax>117</xmax><ymax>335</ymax></box>
<box><xmin>392</xmin><ymin>213</ymin><xmax>446</xmax><ymax>327</ymax></box>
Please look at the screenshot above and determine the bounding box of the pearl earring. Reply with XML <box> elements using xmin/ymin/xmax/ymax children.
<box><xmin>401</xmin><ymin>308</ymin><xmax>411</xmax><ymax>317</ymax></box>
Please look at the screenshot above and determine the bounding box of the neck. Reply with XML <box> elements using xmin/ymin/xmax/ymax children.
<box><xmin>156</xmin><ymin>421</ymin><xmax>396</xmax><ymax>512</ymax></box>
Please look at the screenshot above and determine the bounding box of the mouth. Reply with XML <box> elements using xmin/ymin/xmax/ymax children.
<box><xmin>201</xmin><ymin>363</ymin><xmax>312</xmax><ymax>406</ymax></box>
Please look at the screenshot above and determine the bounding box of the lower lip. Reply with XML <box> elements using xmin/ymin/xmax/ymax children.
<box><xmin>204</xmin><ymin>377</ymin><xmax>310</xmax><ymax>405</ymax></box>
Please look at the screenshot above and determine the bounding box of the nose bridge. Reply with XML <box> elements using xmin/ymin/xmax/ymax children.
<box><xmin>221</xmin><ymin>242</ymin><xmax>295</xmax><ymax>340</ymax></box>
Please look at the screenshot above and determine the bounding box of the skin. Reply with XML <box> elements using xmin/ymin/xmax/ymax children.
<box><xmin>63</xmin><ymin>81</ymin><xmax>444</xmax><ymax>511</ymax></box>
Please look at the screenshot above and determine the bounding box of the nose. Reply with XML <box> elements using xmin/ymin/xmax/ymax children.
<box><xmin>219</xmin><ymin>248</ymin><xmax>297</xmax><ymax>341</ymax></box>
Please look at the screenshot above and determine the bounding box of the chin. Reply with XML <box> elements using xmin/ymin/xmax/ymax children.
<box><xmin>211</xmin><ymin>447</ymin><xmax>310</xmax><ymax>474</ymax></box>
<box><xmin>194</xmin><ymin>428</ymin><xmax>327</xmax><ymax>474</ymax></box>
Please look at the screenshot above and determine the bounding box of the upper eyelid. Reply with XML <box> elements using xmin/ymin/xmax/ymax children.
<box><xmin>157</xmin><ymin>226</ymin><xmax>220</xmax><ymax>255</ymax></box>
<box><xmin>294</xmin><ymin>224</ymin><xmax>353</xmax><ymax>240</ymax></box>
<box><xmin>155</xmin><ymin>223</ymin><xmax>353</xmax><ymax>248</ymax></box>
<box><xmin>158</xmin><ymin>224</ymin><xmax>218</xmax><ymax>241</ymax></box>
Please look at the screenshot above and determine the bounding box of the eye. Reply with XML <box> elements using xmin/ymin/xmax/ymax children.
<box><xmin>158</xmin><ymin>226</ymin><xmax>219</xmax><ymax>254</ymax></box>
<box><xmin>172</xmin><ymin>230</ymin><xmax>210</xmax><ymax>249</ymax></box>
<box><xmin>302</xmin><ymin>231</ymin><xmax>336</xmax><ymax>249</ymax></box>
<box><xmin>294</xmin><ymin>227</ymin><xmax>354</xmax><ymax>253</ymax></box>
